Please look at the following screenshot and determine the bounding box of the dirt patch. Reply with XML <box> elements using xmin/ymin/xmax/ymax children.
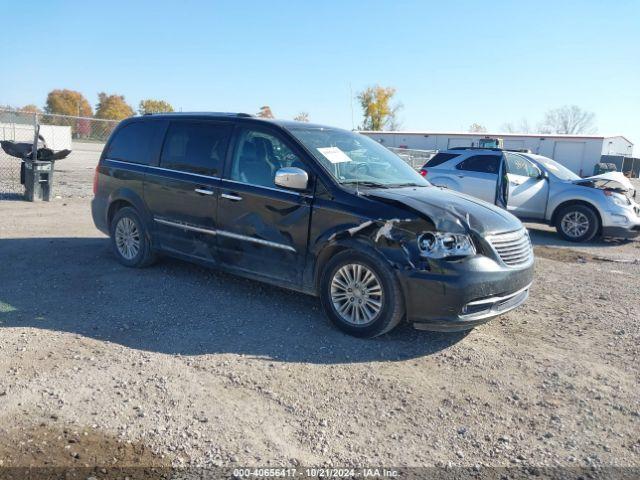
<box><xmin>534</xmin><ymin>245</ymin><xmax>639</xmax><ymax>264</ymax></box>
<box><xmin>0</xmin><ymin>424</ymin><xmax>171</xmax><ymax>479</ymax></box>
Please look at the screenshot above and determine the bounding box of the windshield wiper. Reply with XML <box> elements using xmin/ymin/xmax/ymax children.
<box><xmin>340</xmin><ymin>180</ymin><xmax>390</xmax><ymax>189</ymax></box>
<box><xmin>385</xmin><ymin>182</ymin><xmax>427</xmax><ymax>188</ymax></box>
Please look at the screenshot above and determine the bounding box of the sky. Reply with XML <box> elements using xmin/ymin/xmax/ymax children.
<box><xmin>2</xmin><ymin>0</ymin><xmax>639</xmax><ymax>152</ymax></box>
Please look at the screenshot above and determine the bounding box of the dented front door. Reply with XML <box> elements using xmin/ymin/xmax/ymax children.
<box><xmin>216</xmin><ymin>181</ymin><xmax>311</xmax><ymax>284</ymax></box>
<box><xmin>216</xmin><ymin>126</ymin><xmax>312</xmax><ymax>284</ymax></box>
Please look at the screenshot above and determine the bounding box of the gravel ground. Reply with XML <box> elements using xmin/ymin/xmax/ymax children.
<box><xmin>1</xmin><ymin>197</ymin><xmax>639</xmax><ymax>476</ymax></box>
<box><xmin>0</xmin><ymin>157</ymin><xmax>639</xmax><ymax>476</ymax></box>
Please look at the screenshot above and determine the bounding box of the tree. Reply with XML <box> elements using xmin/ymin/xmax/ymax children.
<box><xmin>539</xmin><ymin>105</ymin><xmax>596</xmax><ymax>134</ymax></box>
<box><xmin>257</xmin><ymin>106</ymin><xmax>274</xmax><ymax>118</ymax></box>
<box><xmin>357</xmin><ymin>85</ymin><xmax>401</xmax><ymax>131</ymax></box>
<box><xmin>501</xmin><ymin>118</ymin><xmax>532</xmax><ymax>134</ymax></box>
<box><xmin>95</xmin><ymin>93</ymin><xmax>134</xmax><ymax>120</ymax></box>
<box><xmin>293</xmin><ymin>112</ymin><xmax>309</xmax><ymax>122</ymax></box>
<box><xmin>387</xmin><ymin>114</ymin><xmax>402</xmax><ymax>131</ymax></box>
<box><xmin>19</xmin><ymin>104</ymin><xmax>43</xmax><ymax>114</ymax></box>
<box><xmin>138</xmin><ymin>99</ymin><xmax>174</xmax><ymax>115</ymax></box>
<box><xmin>468</xmin><ymin>123</ymin><xmax>487</xmax><ymax>133</ymax></box>
<box><xmin>45</xmin><ymin>89</ymin><xmax>93</xmax><ymax>117</ymax></box>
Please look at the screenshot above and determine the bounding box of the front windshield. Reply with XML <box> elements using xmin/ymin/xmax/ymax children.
<box><xmin>288</xmin><ymin>127</ymin><xmax>430</xmax><ymax>188</ymax></box>
<box><xmin>527</xmin><ymin>154</ymin><xmax>580</xmax><ymax>181</ymax></box>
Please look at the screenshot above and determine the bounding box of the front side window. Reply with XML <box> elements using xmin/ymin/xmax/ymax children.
<box><xmin>107</xmin><ymin>121</ymin><xmax>160</xmax><ymax>165</ymax></box>
<box><xmin>456</xmin><ymin>155</ymin><xmax>501</xmax><ymax>174</ymax></box>
<box><xmin>229</xmin><ymin>129</ymin><xmax>302</xmax><ymax>188</ymax></box>
<box><xmin>505</xmin><ymin>153</ymin><xmax>541</xmax><ymax>178</ymax></box>
<box><xmin>160</xmin><ymin>122</ymin><xmax>232</xmax><ymax>176</ymax></box>
<box><xmin>288</xmin><ymin>127</ymin><xmax>429</xmax><ymax>188</ymax></box>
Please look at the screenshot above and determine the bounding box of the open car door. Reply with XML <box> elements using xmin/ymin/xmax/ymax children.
<box><xmin>494</xmin><ymin>152</ymin><xmax>509</xmax><ymax>209</ymax></box>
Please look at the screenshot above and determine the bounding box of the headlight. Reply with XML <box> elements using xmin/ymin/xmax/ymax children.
<box><xmin>417</xmin><ymin>232</ymin><xmax>476</xmax><ymax>259</ymax></box>
<box><xmin>609</xmin><ymin>192</ymin><xmax>630</xmax><ymax>207</ymax></box>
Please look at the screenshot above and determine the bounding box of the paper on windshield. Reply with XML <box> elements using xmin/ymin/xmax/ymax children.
<box><xmin>317</xmin><ymin>146</ymin><xmax>352</xmax><ymax>164</ymax></box>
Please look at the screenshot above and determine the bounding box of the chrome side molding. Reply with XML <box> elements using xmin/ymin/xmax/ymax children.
<box><xmin>153</xmin><ymin>217</ymin><xmax>296</xmax><ymax>252</ymax></box>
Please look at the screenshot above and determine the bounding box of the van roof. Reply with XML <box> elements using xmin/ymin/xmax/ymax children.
<box><xmin>133</xmin><ymin>112</ymin><xmax>346</xmax><ymax>132</ymax></box>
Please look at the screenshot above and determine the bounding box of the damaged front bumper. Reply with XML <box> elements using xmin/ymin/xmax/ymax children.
<box><xmin>601</xmin><ymin>205</ymin><xmax>640</xmax><ymax>239</ymax></box>
<box><xmin>398</xmin><ymin>255</ymin><xmax>535</xmax><ymax>332</ymax></box>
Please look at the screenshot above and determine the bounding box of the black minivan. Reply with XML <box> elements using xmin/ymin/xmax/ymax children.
<box><xmin>92</xmin><ymin>113</ymin><xmax>534</xmax><ymax>337</ymax></box>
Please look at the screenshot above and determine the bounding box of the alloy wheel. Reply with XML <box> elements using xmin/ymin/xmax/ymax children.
<box><xmin>560</xmin><ymin>211</ymin><xmax>590</xmax><ymax>238</ymax></box>
<box><xmin>330</xmin><ymin>263</ymin><xmax>383</xmax><ymax>326</ymax></box>
<box><xmin>115</xmin><ymin>217</ymin><xmax>141</xmax><ymax>260</ymax></box>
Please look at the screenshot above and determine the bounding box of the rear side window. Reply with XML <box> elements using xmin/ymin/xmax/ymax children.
<box><xmin>160</xmin><ymin>122</ymin><xmax>233</xmax><ymax>176</ymax></box>
<box><xmin>426</xmin><ymin>152</ymin><xmax>460</xmax><ymax>168</ymax></box>
<box><xmin>456</xmin><ymin>155</ymin><xmax>501</xmax><ymax>174</ymax></box>
<box><xmin>106</xmin><ymin>121</ymin><xmax>160</xmax><ymax>165</ymax></box>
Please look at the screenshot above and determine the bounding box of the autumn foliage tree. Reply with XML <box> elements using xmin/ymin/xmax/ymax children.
<box><xmin>257</xmin><ymin>106</ymin><xmax>275</xmax><ymax>118</ymax></box>
<box><xmin>19</xmin><ymin>104</ymin><xmax>43</xmax><ymax>114</ymax></box>
<box><xmin>45</xmin><ymin>89</ymin><xmax>93</xmax><ymax>117</ymax></box>
<box><xmin>357</xmin><ymin>85</ymin><xmax>402</xmax><ymax>131</ymax></box>
<box><xmin>138</xmin><ymin>99</ymin><xmax>174</xmax><ymax>115</ymax></box>
<box><xmin>95</xmin><ymin>93</ymin><xmax>134</xmax><ymax>121</ymax></box>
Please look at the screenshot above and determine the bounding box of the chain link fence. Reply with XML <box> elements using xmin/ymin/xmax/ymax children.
<box><xmin>387</xmin><ymin>147</ymin><xmax>436</xmax><ymax>170</ymax></box>
<box><xmin>0</xmin><ymin>110</ymin><xmax>37</xmax><ymax>198</ymax></box>
<box><xmin>0</xmin><ymin>108</ymin><xmax>118</xmax><ymax>199</ymax></box>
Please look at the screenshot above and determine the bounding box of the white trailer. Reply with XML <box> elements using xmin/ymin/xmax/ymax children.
<box><xmin>360</xmin><ymin>131</ymin><xmax>633</xmax><ymax>177</ymax></box>
<box><xmin>0</xmin><ymin>122</ymin><xmax>72</xmax><ymax>150</ymax></box>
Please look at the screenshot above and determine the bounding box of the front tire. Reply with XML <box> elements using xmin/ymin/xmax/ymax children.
<box><xmin>555</xmin><ymin>204</ymin><xmax>599</xmax><ymax>242</ymax></box>
<box><xmin>110</xmin><ymin>207</ymin><xmax>156</xmax><ymax>267</ymax></box>
<box><xmin>319</xmin><ymin>249</ymin><xmax>404</xmax><ymax>338</ymax></box>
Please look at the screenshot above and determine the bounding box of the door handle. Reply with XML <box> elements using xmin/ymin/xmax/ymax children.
<box><xmin>195</xmin><ymin>188</ymin><xmax>214</xmax><ymax>195</ymax></box>
<box><xmin>221</xmin><ymin>193</ymin><xmax>243</xmax><ymax>201</ymax></box>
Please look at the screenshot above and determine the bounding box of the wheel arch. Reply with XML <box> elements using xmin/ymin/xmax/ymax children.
<box><xmin>106</xmin><ymin>188</ymin><xmax>154</xmax><ymax>237</ymax></box>
<box><xmin>313</xmin><ymin>242</ymin><xmax>350</xmax><ymax>295</ymax></box>
<box><xmin>551</xmin><ymin>199</ymin><xmax>603</xmax><ymax>234</ymax></box>
<box><xmin>312</xmin><ymin>237</ymin><xmax>405</xmax><ymax>301</ymax></box>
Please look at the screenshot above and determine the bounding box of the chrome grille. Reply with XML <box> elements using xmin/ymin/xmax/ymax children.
<box><xmin>486</xmin><ymin>229</ymin><xmax>533</xmax><ymax>267</ymax></box>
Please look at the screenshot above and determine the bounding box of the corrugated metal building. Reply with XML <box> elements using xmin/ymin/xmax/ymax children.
<box><xmin>360</xmin><ymin>131</ymin><xmax>634</xmax><ymax>177</ymax></box>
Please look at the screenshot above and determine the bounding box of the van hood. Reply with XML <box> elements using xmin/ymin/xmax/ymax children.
<box><xmin>365</xmin><ymin>186</ymin><xmax>523</xmax><ymax>235</ymax></box>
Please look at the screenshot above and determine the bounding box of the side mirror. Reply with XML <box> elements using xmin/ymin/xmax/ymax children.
<box><xmin>275</xmin><ymin>167</ymin><xmax>309</xmax><ymax>191</ymax></box>
<box><xmin>537</xmin><ymin>170</ymin><xmax>548</xmax><ymax>180</ymax></box>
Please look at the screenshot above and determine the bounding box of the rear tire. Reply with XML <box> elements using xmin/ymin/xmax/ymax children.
<box><xmin>110</xmin><ymin>207</ymin><xmax>156</xmax><ymax>267</ymax></box>
<box><xmin>319</xmin><ymin>249</ymin><xmax>404</xmax><ymax>338</ymax></box>
<box><xmin>555</xmin><ymin>204</ymin><xmax>599</xmax><ymax>243</ymax></box>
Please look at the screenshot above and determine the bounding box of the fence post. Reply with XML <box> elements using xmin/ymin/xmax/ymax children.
<box><xmin>32</xmin><ymin>112</ymin><xmax>39</xmax><ymax>160</ymax></box>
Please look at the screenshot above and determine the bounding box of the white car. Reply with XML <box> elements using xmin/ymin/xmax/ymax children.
<box><xmin>420</xmin><ymin>148</ymin><xmax>640</xmax><ymax>242</ymax></box>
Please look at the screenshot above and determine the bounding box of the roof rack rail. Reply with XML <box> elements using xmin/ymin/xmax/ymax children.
<box><xmin>448</xmin><ymin>147</ymin><xmax>533</xmax><ymax>153</ymax></box>
<box><xmin>450</xmin><ymin>146</ymin><xmax>504</xmax><ymax>152</ymax></box>
<box><xmin>236</xmin><ymin>113</ymin><xmax>253</xmax><ymax>117</ymax></box>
